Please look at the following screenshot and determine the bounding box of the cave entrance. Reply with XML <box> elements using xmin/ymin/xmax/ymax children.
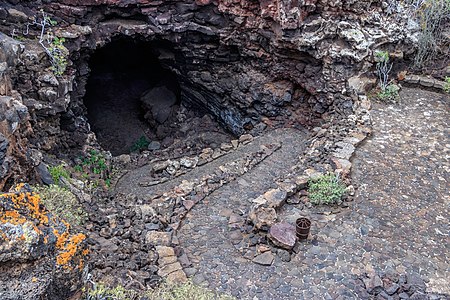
<box><xmin>83</xmin><ymin>37</ymin><xmax>181</xmax><ymax>155</ymax></box>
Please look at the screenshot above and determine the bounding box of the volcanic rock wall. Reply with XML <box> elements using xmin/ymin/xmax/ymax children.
<box><xmin>0</xmin><ymin>34</ymin><xmax>32</xmax><ymax>189</ymax></box>
<box><xmin>0</xmin><ymin>0</ymin><xmax>418</xmax><ymax>189</ymax></box>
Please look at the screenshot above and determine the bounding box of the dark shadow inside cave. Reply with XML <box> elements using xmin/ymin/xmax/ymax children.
<box><xmin>83</xmin><ymin>37</ymin><xmax>181</xmax><ymax>155</ymax></box>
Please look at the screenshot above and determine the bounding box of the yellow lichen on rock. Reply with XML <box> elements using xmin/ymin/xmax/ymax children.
<box><xmin>0</xmin><ymin>188</ymin><xmax>49</xmax><ymax>226</ymax></box>
<box><xmin>56</xmin><ymin>233</ymin><xmax>86</xmax><ymax>267</ymax></box>
<box><xmin>0</xmin><ymin>184</ymin><xmax>88</xmax><ymax>271</ymax></box>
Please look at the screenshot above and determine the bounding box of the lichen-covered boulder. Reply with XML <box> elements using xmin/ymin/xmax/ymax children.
<box><xmin>248</xmin><ymin>204</ymin><xmax>277</xmax><ymax>230</ymax></box>
<box><xmin>0</xmin><ymin>184</ymin><xmax>87</xmax><ymax>300</ymax></box>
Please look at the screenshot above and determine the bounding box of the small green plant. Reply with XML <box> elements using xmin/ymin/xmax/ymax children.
<box><xmin>377</xmin><ymin>84</ymin><xmax>400</xmax><ymax>102</ymax></box>
<box><xmin>373</xmin><ymin>51</ymin><xmax>400</xmax><ymax>102</ymax></box>
<box><xmin>48</xmin><ymin>36</ymin><xmax>68</xmax><ymax>76</ymax></box>
<box><xmin>308</xmin><ymin>173</ymin><xmax>346</xmax><ymax>205</ymax></box>
<box><xmin>75</xmin><ymin>150</ymin><xmax>112</xmax><ymax>189</ymax></box>
<box><xmin>105</xmin><ymin>178</ymin><xmax>111</xmax><ymax>188</ymax></box>
<box><xmin>33</xmin><ymin>184</ymin><xmax>88</xmax><ymax>226</ymax></box>
<box><xmin>130</xmin><ymin>136</ymin><xmax>150</xmax><ymax>152</ymax></box>
<box><xmin>148</xmin><ymin>281</ymin><xmax>236</xmax><ymax>300</ymax></box>
<box><xmin>80</xmin><ymin>150</ymin><xmax>108</xmax><ymax>172</ymax></box>
<box><xmin>86</xmin><ymin>283</ymin><xmax>137</xmax><ymax>300</ymax></box>
<box><xmin>444</xmin><ymin>76</ymin><xmax>450</xmax><ymax>93</ymax></box>
<box><xmin>10</xmin><ymin>29</ymin><xmax>26</xmax><ymax>41</ymax></box>
<box><xmin>21</xmin><ymin>10</ymin><xmax>68</xmax><ymax>76</ymax></box>
<box><xmin>48</xmin><ymin>164</ymin><xmax>70</xmax><ymax>184</ymax></box>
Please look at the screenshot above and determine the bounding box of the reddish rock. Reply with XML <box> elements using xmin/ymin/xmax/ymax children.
<box><xmin>269</xmin><ymin>222</ymin><xmax>296</xmax><ymax>250</ymax></box>
<box><xmin>182</xmin><ymin>199</ymin><xmax>195</xmax><ymax>210</ymax></box>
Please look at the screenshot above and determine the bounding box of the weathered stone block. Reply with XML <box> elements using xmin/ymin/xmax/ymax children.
<box><xmin>155</xmin><ymin>246</ymin><xmax>175</xmax><ymax>258</ymax></box>
<box><xmin>145</xmin><ymin>231</ymin><xmax>172</xmax><ymax>246</ymax></box>
<box><xmin>248</xmin><ymin>205</ymin><xmax>277</xmax><ymax>229</ymax></box>
<box><xmin>157</xmin><ymin>261</ymin><xmax>183</xmax><ymax>277</ymax></box>
<box><xmin>263</xmin><ymin>188</ymin><xmax>288</xmax><ymax>209</ymax></box>
<box><xmin>166</xmin><ymin>270</ymin><xmax>188</xmax><ymax>284</ymax></box>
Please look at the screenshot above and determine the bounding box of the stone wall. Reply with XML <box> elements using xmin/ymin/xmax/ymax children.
<box><xmin>0</xmin><ymin>0</ymin><xmax>418</xmax><ymax>189</ymax></box>
<box><xmin>0</xmin><ymin>33</ymin><xmax>32</xmax><ymax>189</ymax></box>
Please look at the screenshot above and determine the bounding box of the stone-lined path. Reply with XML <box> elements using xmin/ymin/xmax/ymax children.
<box><xmin>117</xmin><ymin>128</ymin><xmax>307</xmax><ymax>199</ymax></box>
<box><xmin>176</xmin><ymin>128</ymin><xmax>308</xmax><ymax>299</ymax></box>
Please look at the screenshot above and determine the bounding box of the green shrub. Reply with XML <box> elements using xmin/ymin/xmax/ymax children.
<box><xmin>308</xmin><ymin>173</ymin><xmax>346</xmax><ymax>205</ymax></box>
<box><xmin>373</xmin><ymin>51</ymin><xmax>399</xmax><ymax>102</ymax></box>
<box><xmin>48</xmin><ymin>164</ymin><xmax>70</xmax><ymax>184</ymax></box>
<box><xmin>444</xmin><ymin>76</ymin><xmax>450</xmax><ymax>93</ymax></box>
<box><xmin>407</xmin><ymin>0</ymin><xmax>450</xmax><ymax>68</ymax></box>
<box><xmin>375</xmin><ymin>50</ymin><xmax>392</xmax><ymax>91</ymax></box>
<box><xmin>130</xmin><ymin>136</ymin><xmax>150</xmax><ymax>152</ymax></box>
<box><xmin>48</xmin><ymin>36</ymin><xmax>68</xmax><ymax>76</ymax></box>
<box><xmin>147</xmin><ymin>281</ymin><xmax>235</xmax><ymax>300</ymax></box>
<box><xmin>75</xmin><ymin>150</ymin><xmax>112</xmax><ymax>189</ymax></box>
<box><xmin>33</xmin><ymin>184</ymin><xmax>88</xmax><ymax>226</ymax></box>
<box><xmin>77</xmin><ymin>150</ymin><xmax>109</xmax><ymax>175</ymax></box>
<box><xmin>86</xmin><ymin>284</ymin><xmax>136</xmax><ymax>300</ymax></box>
<box><xmin>22</xmin><ymin>10</ymin><xmax>69</xmax><ymax>76</ymax></box>
<box><xmin>377</xmin><ymin>84</ymin><xmax>400</xmax><ymax>102</ymax></box>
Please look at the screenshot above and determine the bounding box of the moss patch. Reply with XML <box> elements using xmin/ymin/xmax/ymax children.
<box><xmin>86</xmin><ymin>281</ymin><xmax>235</xmax><ymax>300</ymax></box>
<box><xmin>33</xmin><ymin>184</ymin><xmax>88</xmax><ymax>226</ymax></box>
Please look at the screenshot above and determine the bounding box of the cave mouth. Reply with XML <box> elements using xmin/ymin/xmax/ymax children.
<box><xmin>83</xmin><ymin>37</ymin><xmax>183</xmax><ymax>156</ymax></box>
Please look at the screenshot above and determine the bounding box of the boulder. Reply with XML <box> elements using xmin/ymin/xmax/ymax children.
<box><xmin>248</xmin><ymin>205</ymin><xmax>277</xmax><ymax>229</ymax></box>
<box><xmin>0</xmin><ymin>184</ymin><xmax>87</xmax><ymax>300</ymax></box>
<box><xmin>140</xmin><ymin>85</ymin><xmax>178</xmax><ymax>124</ymax></box>
<box><xmin>35</xmin><ymin>162</ymin><xmax>54</xmax><ymax>185</ymax></box>
<box><xmin>263</xmin><ymin>188</ymin><xmax>288</xmax><ymax>209</ymax></box>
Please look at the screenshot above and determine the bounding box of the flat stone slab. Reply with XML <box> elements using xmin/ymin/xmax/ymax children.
<box><xmin>157</xmin><ymin>261</ymin><xmax>183</xmax><ymax>277</ymax></box>
<box><xmin>155</xmin><ymin>246</ymin><xmax>175</xmax><ymax>258</ymax></box>
<box><xmin>145</xmin><ymin>231</ymin><xmax>172</xmax><ymax>246</ymax></box>
<box><xmin>269</xmin><ymin>222</ymin><xmax>296</xmax><ymax>250</ymax></box>
<box><xmin>166</xmin><ymin>270</ymin><xmax>187</xmax><ymax>284</ymax></box>
<box><xmin>252</xmin><ymin>252</ymin><xmax>275</xmax><ymax>266</ymax></box>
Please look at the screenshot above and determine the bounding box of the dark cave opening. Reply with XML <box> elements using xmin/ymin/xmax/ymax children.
<box><xmin>83</xmin><ymin>37</ymin><xmax>182</xmax><ymax>155</ymax></box>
